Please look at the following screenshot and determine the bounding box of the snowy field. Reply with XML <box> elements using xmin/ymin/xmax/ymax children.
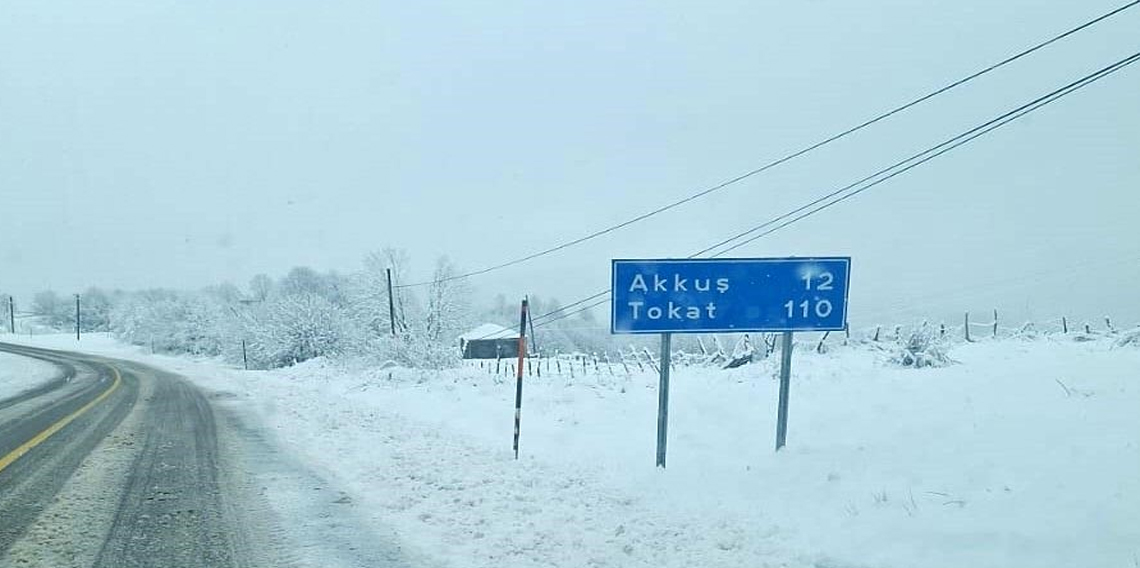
<box><xmin>0</xmin><ymin>349</ymin><xmax>60</xmax><ymax>399</ymax></box>
<box><xmin>7</xmin><ymin>331</ymin><xmax>1140</xmax><ymax>568</ymax></box>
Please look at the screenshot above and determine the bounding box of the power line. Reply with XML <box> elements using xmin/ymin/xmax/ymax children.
<box><xmin>531</xmin><ymin>291</ymin><xmax>609</xmax><ymax>323</ymax></box>
<box><xmin>710</xmin><ymin>50</ymin><xmax>1140</xmax><ymax>256</ymax></box>
<box><xmin>531</xmin><ymin>49</ymin><xmax>1140</xmax><ymax>329</ymax></box>
<box><xmin>395</xmin><ymin>1</ymin><xmax>1139</xmax><ymax>290</ymax></box>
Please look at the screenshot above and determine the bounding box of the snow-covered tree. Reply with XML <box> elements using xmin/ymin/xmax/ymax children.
<box><xmin>248</xmin><ymin>274</ymin><xmax>274</xmax><ymax>302</ymax></box>
<box><xmin>241</xmin><ymin>293</ymin><xmax>361</xmax><ymax>367</ymax></box>
<box><xmin>32</xmin><ymin>290</ymin><xmax>75</xmax><ymax>329</ymax></box>
<box><xmin>79</xmin><ymin>287</ymin><xmax>113</xmax><ymax>332</ymax></box>
<box><xmin>425</xmin><ymin>256</ymin><xmax>471</xmax><ymax>343</ymax></box>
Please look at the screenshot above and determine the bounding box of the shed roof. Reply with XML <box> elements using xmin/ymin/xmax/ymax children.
<box><xmin>459</xmin><ymin>323</ymin><xmax>518</xmax><ymax>341</ymax></box>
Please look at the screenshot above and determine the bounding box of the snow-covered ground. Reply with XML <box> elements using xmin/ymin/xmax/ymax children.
<box><xmin>8</xmin><ymin>331</ymin><xmax>1140</xmax><ymax>568</ymax></box>
<box><xmin>0</xmin><ymin>348</ymin><xmax>60</xmax><ymax>399</ymax></box>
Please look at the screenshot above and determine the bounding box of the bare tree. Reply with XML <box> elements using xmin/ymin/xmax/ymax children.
<box><xmin>425</xmin><ymin>256</ymin><xmax>471</xmax><ymax>342</ymax></box>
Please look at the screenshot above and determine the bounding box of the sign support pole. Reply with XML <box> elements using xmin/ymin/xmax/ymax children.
<box><xmin>512</xmin><ymin>298</ymin><xmax>529</xmax><ymax>459</ymax></box>
<box><xmin>656</xmin><ymin>332</ymin><xmax>672</xmax><ymax>468</ymax></box>
<box><xmin>775</xmin><ymin>331</ymin><xmax>793</xmax><ymax>451</ymax></box>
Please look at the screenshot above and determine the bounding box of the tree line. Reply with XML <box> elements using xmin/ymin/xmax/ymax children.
<box><xmin>18</xmin><ymin>248</ymin><xmax>621</xmax><ymax>369</ymax></box>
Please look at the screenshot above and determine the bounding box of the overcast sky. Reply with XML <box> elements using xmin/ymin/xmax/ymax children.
<box><xmin>2</xmin><ymin>0</ymin><xmax>1138</xmax><ymax>327</ymax></box>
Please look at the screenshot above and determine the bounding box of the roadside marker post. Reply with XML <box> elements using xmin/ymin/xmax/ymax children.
<box><xmin>611</xmin><ymin>257</ymin><xmax>850</xmax><ymax>465</ymax></box>
<box><xmin>512</xmin><ymin>298</ymin><xmax>529</xmax><ymax>459</ymax></box>
<box><xmin>75</xmin><ymin>294</ymin><xmax>80</xmax><ymax>341</ymax></box>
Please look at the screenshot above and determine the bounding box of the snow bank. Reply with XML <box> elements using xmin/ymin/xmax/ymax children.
<box><xmin>10</xmin><ymin>333</ymin><xmax>1140</xmax><ymax>568</ymax></box>
<box><xmin>0</xmin><ymin>349</ymin><xmax>60</xmax><ymax>399</ymax></box>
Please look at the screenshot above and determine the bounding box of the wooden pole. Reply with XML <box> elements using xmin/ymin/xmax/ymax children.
<box><xmin>386</xmin><ymin>268</ymin><xmax>397</xmax><ymax>336</ymax></box>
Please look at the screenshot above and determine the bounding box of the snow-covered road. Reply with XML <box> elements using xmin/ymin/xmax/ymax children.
<box><xmin>10</xmin><ymin>332</ymin><xmax>1140</xmax><ymax>568</ymax></box>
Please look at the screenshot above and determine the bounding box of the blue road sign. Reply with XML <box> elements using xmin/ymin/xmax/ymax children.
<box><xmin>611</xmin><ymin>257</ymin><xmax>850</xmax><ymax>334</ymax></box>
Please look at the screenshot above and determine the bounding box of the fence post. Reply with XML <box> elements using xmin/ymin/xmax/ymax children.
<box><xmin>940</xmin><ymin>322</ymin><xmax>946</xmax><ymax>337</ymax></box>
<box><xmin>964</xmin><ymin>312</ymin><xmax>972</xmax><ymax>342</ymax></box>
<box><xmin>1105</xmin><ymin>316</ymin><xmax>1115</xmax><ymax>333</ymax></box>
<box><xmin>816</xmin><ymin>331</ymin><xmax>830</xmax><ymax>354</ymax></box>
<box><xmin>993</xmin><ymin>309</ymin><xmax>998</xmax><ymax>338</ymax></box>
<box><xmin>642</xmin><ymin>347</ymin><xmax>659</xmax><ymax>374</ymax></box>
<box><xmin>1062</xmin><ymin>316</ymin><xmax>1068</xmax><ymax>334</ymax></box>
<box><xmin>873</xmin><ymin>325</ymin><xmax>881</xmax><ymax>342</ymax></box>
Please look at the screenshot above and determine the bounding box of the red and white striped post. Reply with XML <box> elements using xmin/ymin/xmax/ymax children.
<box><xmin>512</xmin><ymin>298</ymin><xmax>529</xmax><ymax>459</ymax></box>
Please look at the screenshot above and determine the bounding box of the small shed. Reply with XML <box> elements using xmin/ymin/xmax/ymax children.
<box><xmin>459</xmin><ymin>323</ymin><xmax>521</xmax><ymax>359</ymax></box>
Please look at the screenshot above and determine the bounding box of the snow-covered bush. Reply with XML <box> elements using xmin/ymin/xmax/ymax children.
<box><xmin>889</xmin><ymin>325</ymin><xmax>954</xmax><ymax>368</ymax></box>
<box><xmin>241</xmin><ymin>293</ymin><xmax>363</xmax><ymax>368</ymax></box>
<box><xmin>1113</xmin><ymin>327</ymin><xmax>1140</xmax><ymax>349</ymax></box>
<box><xmin>1011</xmin><ymin>321</ymin><xmax>1042</xmax><ymax>340</ymax></box>
<box><xmin>110</xmin><ymin>289</ymin><xmax>227</xmax><ymax>356</ymax></box>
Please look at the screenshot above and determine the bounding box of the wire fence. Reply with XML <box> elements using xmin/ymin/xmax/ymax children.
<box><xmin>464</xmin><ymin>312</ymin><xmax>1135</xmax><ymax>380</ymax></box>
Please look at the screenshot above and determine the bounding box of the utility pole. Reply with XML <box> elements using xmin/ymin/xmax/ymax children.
<box><xmin>386</xmin><ymin>268</ymin><xmax>397</xmax><ymax>336</ymax></box>
<box><xmin>75</xmin><ymin>294</ymin><xmax>81</xmax><ymax>340</ymax></box>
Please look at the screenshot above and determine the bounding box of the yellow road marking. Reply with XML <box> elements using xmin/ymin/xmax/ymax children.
<box><xmin>0</xmin><ymin>365</ymin><xmax>122</xmax><ymax>474</ymax></box>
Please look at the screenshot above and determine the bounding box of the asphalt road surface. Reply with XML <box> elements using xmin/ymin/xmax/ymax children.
<box><xmin>0</xmin><ymin>342</ymin><xmax>422</xmax><ymax>568</ymax></box>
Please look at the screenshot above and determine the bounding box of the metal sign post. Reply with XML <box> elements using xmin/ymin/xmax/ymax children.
<box><xmin>656</xmin><ymin>333</ymin><xmax>671</xmax><ymax>468</ymax></box>
<box><xmin>775</xmin><ymin>331</ymin><xmax>793</xmax><ymax>451</ymax></box>
<box><xmin>610</xmin><ymin>257</ymin><xmax>850</xmax><ymax>465</ymax></box>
